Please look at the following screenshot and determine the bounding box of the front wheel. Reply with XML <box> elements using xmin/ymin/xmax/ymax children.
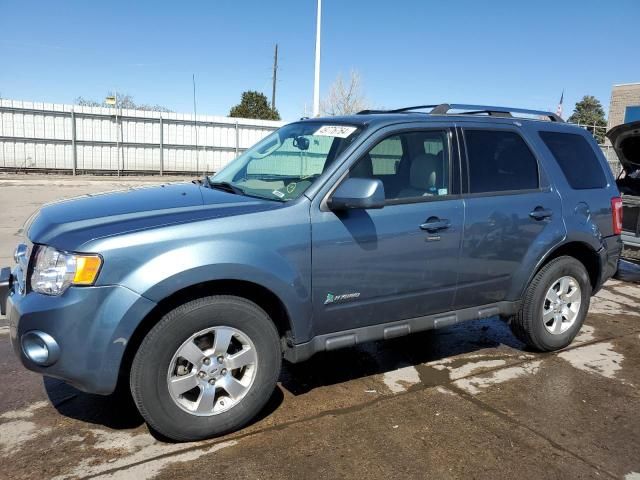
<box><xmin>510</xmin><ymin>256</ymin><xmax>591</xmax><ymax>351</ymax></box>
<box><xmin>130</xmin><ymin>296</ymin><xmax>282</xmax><ymax>441</ymax></box>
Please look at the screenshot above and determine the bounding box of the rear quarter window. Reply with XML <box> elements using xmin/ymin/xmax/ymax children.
<box><xmin>539</xmin><ymin>131</ymin><xmax>607</xmax><ymax>189</ymax></box>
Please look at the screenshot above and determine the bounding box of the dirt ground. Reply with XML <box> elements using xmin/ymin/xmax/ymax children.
<box><xmin>0</xmin><ymin>174</ymin><xmax>639</xmax><ymax>480</ymax></box>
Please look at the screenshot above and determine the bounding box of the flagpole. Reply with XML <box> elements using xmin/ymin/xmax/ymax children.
<box><xmin>313</xmin><ymin>0</ymin><xmax>322</xmax><ymax>117</ymax></box>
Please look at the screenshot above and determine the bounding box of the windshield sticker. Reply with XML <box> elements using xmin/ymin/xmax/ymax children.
<box><xmin>314</xmin><ymin>125</ymin><xmax>357</xmax><ymax>138</ymax></box>
<box><xmin>272</xmin><ymin>190</ymin><xmax>285</xmax><ymax>199</ymax></box>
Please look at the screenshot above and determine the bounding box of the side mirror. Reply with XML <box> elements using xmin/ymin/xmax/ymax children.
<box><xmin>328</xmin><ymin>178</ymin><xmax>385</xmax><ymax>210</ymax></box>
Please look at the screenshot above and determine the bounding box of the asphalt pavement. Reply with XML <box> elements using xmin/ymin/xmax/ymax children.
<box><xmin>0</xmin><ymin>174</ymin><xmax>639</xmax><ymax>480</ymax></box>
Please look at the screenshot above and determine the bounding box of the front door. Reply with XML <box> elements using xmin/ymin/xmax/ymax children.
<box><xmin>311</xmin><ymin>128</ymin><xmax>464</xmax><ymax>335</ymax></box>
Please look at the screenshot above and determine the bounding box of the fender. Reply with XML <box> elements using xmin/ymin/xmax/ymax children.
<box><xmin>87</xmin><ymin>207</ymin><xmax>314</xmax><ymax>343</ymax></box>
<box><xmin>510</xmin><ymin>230</ymin><xmax>604</xmax><ymax>301</ymax></box>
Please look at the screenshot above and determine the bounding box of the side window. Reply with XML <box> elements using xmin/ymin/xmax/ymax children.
<box><xmin>369</xmin><ymin>136</ymin><xmax>402</xmax><ymax>175</ymax></box>
<box><xmin>351</xmin><ymin>130</ymin><xmax>450</xmax><ymax>200</ymax></box>
<box><xmin>539</xmin><ymin>131</ymin><xmax>607</xmax><ymax>189</ymax></box>
<box><xmin>464</xmin><ymin>130</ymin><xmax>539</xmax><ymax>193</ymax></box>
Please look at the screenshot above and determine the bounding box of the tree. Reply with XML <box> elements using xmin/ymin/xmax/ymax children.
<box><xmin>74</xmin><ymin>91</ymin><xmax>172</xmax><ymax>112</ymax></box>
<box><xmin>229</xmin><ymin>91</ymin><xmax>280</xmax><ymax>120</ymax></box>
<box><xmin>321</xmin><ymin>70</ymin><xmax>370</xmax><ymax>116</ymax></box>
<box><xmin>567</xmin><ymin>95</ymin><xmax>607</xmax><ymax>144</ymax></box>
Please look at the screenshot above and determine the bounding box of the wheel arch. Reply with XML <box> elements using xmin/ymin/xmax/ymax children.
<box><xmin>117</xmin><ymin>279</ymin><xmax>293</xmax><ymax>386</ymax></box>
<box><xmin>526</xmin><ymin>241</ymin><xmax>601</xmax><ymax>296</ymax></box>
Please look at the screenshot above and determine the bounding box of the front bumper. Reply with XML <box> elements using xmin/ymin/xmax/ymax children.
<box><xmin>4</xmin><ymin>276</ymin><xmax>156</xmax><ymax>395</ymax></box>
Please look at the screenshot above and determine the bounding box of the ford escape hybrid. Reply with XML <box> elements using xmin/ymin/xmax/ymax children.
<box><xmin>0</xmin><ymin>104</ymin><xmax>623</xmax><ymax>441</ymax></box>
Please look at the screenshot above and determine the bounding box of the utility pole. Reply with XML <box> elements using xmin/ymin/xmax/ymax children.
<box><xmin>313</xmin><ymin>0</ymin><xmax>322</xmax><ymax>117</ymax></box>
<box><xmin>271</xmin><ymin>44</ymin><xmax>278</xmax><ymax>111</ymax></box>
<box><xmin>193</xmin><ymin>74</ymin><xmax>199</xmax><ymax>175</ymax></box>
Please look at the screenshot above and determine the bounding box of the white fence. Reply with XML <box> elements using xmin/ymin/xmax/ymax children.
<box><xmin>0</xmin><ymin>99</ymin><xmax>625</xmax><ymax>177</ymax></box>
<box><xmin>0</xmin><ymin>99</ymin><xmax>284</xmax><ymax>175</ymax></box>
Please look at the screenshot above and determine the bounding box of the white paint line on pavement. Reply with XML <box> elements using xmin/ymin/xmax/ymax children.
<box><xmin>0</xmin><ymin>326</ymin><xmax>9</xmax><ymax>336</ymax></box>
<box><xmin>93</xmin><ymin>440</ymin><xmax>238</xmax><ymax>480</ymax></box>
<box><xmin>558</xmin><ymin>342</ymin><xmax>624</xmax><ymax>380</ymax></box>
<box><xmin>452</xmin><ymin>361</ymin><xmax>542</xmax><ymax>395</ymax></box>
<box><xmin>382</xmin><ymin>366</ymin><xmax>421</xmax><ymax>393</ymax></box>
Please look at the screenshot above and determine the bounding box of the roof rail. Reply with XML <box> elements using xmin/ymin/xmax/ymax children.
<box><xmin>357</xmin><ymin>103</ymin><xmax>563</xmax><ymax>122</ymax></box>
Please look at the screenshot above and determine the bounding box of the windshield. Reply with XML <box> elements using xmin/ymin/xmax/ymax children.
<box><xmin>210</xmin><ymin>122</ymin><xmax>363</xmax><ymax>201</ymax></box>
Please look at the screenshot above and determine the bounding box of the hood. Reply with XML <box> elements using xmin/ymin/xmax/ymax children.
<box><xmin>607</xmin><ymin>120</ymin><xmax>640</xmax><ymax>177</ymax></box>
<box><xmin>27</xmin><ymin>182</ymin><xmax>280</xmax><ymax>250</ymax></box>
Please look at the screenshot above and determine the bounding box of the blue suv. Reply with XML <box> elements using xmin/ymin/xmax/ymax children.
<box><xmin>0</xmin><ymin>104</ymin><xmax>623</xmax><ymax>441</ymax></box>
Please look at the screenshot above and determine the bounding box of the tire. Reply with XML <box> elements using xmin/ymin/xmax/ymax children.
<box><xmin>510</xmin><ymin>256</ymin><xmax>591</xmax><ymax>351</ymax></box>
<box><xmin>130</xmin><ymin>295</ymin><xmax>281</xmax><ymax>441</ymax></box>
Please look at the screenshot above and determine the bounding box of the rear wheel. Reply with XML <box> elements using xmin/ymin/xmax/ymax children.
<box><xmin>510</xmin><ymin>256</ymin><xmax>591</xmax><ymax>351</ymax></box>
<box><xmin>130</xmin><ymin>295</ymin><xmax>281</xmax><ymax>441</ymax></box>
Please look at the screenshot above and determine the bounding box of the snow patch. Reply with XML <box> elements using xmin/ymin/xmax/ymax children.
<box><xmin>382</xmin><ymin>366</ymin><xmax>421</xmax><ymax>393</ymax></box>
<box><xmin>0</xmin><ymin>401</ymin><xmax>49</xmax><ymax>420</ymax></box>
<box><xmin>574</xmin><ymin>324</ymin><xmax>596</xmax><ymax>344</ymax></box>
<box><xmin>93</xmin><ymin>440</ymin><xmax>238</xmax><ymax>480</ymax></box>
<box><xmin>453</xmin><ymin>361</ymin><xmax>542</xmax><ymax>395</ymax></box>
<box><xmin>0</xmin><ymin>420</ymin><xmax>51</xmax><ymax>456</ymax></box>
<box><xmin>558</xmin><ymin>342</ymin><xmax>623</xmax><ymax>379</ymax></box>
<box><xmin>52</xmin><ymin>429</ymin><xmax>236</xmax><ymax>480</ymax></box>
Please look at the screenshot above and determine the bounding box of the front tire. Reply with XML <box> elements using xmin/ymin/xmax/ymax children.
<box><xmin>130</xmin><ymin>295</ymin><xmax>281</xmax><ymax>441</ymax></box>
<box><xmin>510</xmin><ymin>256</ymin><xmax>591</xmax><ymax>351</ymax></box>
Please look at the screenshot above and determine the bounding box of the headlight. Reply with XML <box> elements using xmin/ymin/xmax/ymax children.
<box><xmin>31</xmin><ymin>246</ymin><xmax>102</xmax><ymax>296</ymax></box>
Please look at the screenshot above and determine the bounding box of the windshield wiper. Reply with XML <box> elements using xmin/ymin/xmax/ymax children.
<box><xmin>207</xmin><ymin>179</ymin><xmax>246</xmax><ymax>195</ymax></box>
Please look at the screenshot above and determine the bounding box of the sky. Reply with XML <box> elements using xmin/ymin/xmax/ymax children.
<box><xmin>1</xmin><ymin>0</ymin><xmax>639</xmax><ymax>121</ymax></box>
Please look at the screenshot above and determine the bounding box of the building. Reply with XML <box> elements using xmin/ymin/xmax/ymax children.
<box><xmin>607</xmin><ymin>82</ymin><xmax>640</xmax><ymax>132</ymax></box>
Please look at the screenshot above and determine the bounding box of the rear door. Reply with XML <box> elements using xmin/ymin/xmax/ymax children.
<box><xmin>454</xmin><ymin>124</ymin><xmax>564</xmax><ymax>308</ymax></box>
<box><xmin>310</xmin><ymin>126</ymin><xmax>464</xmax><ymax>335</ymax></box>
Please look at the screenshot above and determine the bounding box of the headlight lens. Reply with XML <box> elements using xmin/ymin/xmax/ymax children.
<box><xmin>31</xmin><ymin>246</ymin><xmax>102</xmax><ymax>295</ymax></box>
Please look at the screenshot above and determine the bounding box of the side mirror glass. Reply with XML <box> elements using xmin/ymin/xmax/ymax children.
<box><xmin>328</xmin><ymin>178</ymin><xmax>385</xmax><ymax>210</ymax></box>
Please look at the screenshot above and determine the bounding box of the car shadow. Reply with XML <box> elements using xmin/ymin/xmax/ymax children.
<box><xmin>279</xmin><ymin>317</ymin><xmax>525</xmax><ymax>396</ymax></box>
<box><xmin>46</xmin><ymin>317</ymin><xmax>523</xmax><ymax>435</ymax></box>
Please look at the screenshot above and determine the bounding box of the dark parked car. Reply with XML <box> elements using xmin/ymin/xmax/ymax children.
<box><xmin>1</xmin><ymin>104</ymin><xmax>623</xmax><ymax>441</ymax></box>
<box><xmin>607</xmin><ymin>121</ymin><xmax>640</xmax><ymax>258</ymax></box>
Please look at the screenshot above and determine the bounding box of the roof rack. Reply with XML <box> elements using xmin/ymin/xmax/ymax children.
<box><xmin>357</xmin><ymin>103</ymin><xmax>563</xmax><ymax>122</ymax></box>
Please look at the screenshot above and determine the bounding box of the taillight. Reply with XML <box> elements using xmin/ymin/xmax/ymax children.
<box><xmin>611</xmin><ymin>197</ymin><xmax>623</xmax><ymax>235</ymax></box>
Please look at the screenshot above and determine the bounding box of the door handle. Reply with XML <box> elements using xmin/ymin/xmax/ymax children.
<box><xmin>420</xmin><ymin>217</ymin><xmax>450</xmax><ymax>232</ymax></box>
<box><xmin>529</xmin><ymin>207</ymin><xmax>553</xmax><ymax>220</ymax></box>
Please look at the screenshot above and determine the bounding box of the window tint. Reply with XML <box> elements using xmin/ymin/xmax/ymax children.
<box><xmin>539</xmin><ymin>131</ymin><xmax>607</xmax><ymax>189</ymax></box>
<box><xmin>464</xmin><ymin>130</ymin><xmax>539</xmax><ymax>193</ymax></box>
<box><xmin>351</xmin><ymin>131</ymin><xmax>450</xmax><ymax>200</ymax></box>
<box><xmin>369</xmin><ymin>136</ymin><xmax>402</xmax><ymax>175</ymax></box>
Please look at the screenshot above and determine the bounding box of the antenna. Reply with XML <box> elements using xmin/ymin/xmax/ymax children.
<box><xmin>271</xmin><ymin>44</ymin><xmax>278</xmax><ymax>111</ymax></box>
<box><xmin>192</xmin><ymin>74</ymin><xmax>199</xmax><ymax>174</ymax></box>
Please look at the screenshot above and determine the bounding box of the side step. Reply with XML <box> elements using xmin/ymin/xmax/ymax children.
<box><xmin>283</xmin><ymin>301</ymin><xmax>518</xmax><ymax>363</ymax></box>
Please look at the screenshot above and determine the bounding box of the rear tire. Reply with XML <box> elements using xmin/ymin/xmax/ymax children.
<box><xmin>510</xmin><ymin>256</ymin><xmax>591</xmax><ymax>351</ymax></box>
<box><xmin>130</xmin><ymin>295</ymin><xmax>281</xmax><ymax>441</ymax></box>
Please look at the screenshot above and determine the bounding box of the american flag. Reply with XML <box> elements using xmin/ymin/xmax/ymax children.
<box><xmin>556</xmin><ymin>91</ymin><xmax>564</xmax><ymax>118</ymax></box>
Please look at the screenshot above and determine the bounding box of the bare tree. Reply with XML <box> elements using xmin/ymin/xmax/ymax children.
<box><xmin>74</xmin><ymin>91</ymin><xmax>172</xmax><ymax>112</ymax></box>
<box><xmin>321</xmin><ymin>70</ymin><xmax>369</xmax><ymax>116</ymax></box>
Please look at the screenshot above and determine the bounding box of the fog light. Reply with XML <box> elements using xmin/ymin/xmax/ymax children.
<box><xmin>21</xmin><ymin>331</ymin><xmax>60</xmax><ymax>366</ymax></box>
